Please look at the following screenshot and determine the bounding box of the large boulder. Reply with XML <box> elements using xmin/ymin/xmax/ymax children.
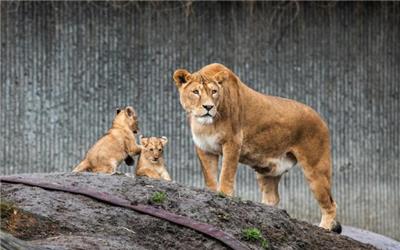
<box><xmin>1</xmin><ymin>173</ymin><xmax>376</xmax><ymax>250</ymax></box>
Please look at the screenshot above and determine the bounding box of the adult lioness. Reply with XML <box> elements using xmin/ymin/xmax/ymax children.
<box><xmin>172</xmin><ymin>63</ymin><xmax>341</xmax><ymax>233</ymax></box>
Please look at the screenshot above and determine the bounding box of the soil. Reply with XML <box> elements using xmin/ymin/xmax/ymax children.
<box><xmin>0</xmin><ymin>173</ymin><xmax>377</xmax><ymax>250</ymax></box>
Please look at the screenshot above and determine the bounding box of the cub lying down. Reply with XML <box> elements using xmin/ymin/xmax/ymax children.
<box><xmin>73</xmin><ymin>106</ymin><xmax>141</xmax><ymax>174</ymax></box>
<box><xmin>135</xmin><ymin>136</ymin><xmax>171</xmax><ymax>181</ymax></box>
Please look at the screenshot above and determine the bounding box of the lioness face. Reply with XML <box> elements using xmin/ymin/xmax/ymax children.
<box><xmin>116</xmin><ymin>106</ymin><xmax>139</xmax><ymax>134</ymax></box>
<box><xmin>140</xmin><ymin>136</ymin><xmax>168</xmax><ymax>163</ymax></box>
<box><xmin>173</xmin><ymin>69</ymin><xmax>227</xmax><ymax>125</ymax></box>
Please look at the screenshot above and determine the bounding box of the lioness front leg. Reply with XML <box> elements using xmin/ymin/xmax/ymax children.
<box><xmin>218</xmin><ymin>142</ymin><xmax>240</xmax><ymax>196</ymax></box>
<box><xmin>196</xmin><ymin>146</ymin><xmax>219</xmax><ymax>191</ymax></box>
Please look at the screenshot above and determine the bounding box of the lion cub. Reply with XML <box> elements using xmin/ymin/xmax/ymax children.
<box><xmin>135</xmin><ymin>136</ymin><xmax>171</xmax><ymax>181</ymax></box>
<box><xmin>73</xmin><ymin>106</ymin><xmax>142</xmax><ymax>174</ymax></box>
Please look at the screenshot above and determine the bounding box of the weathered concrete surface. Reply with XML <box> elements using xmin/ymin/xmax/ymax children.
<box><xmin>0</xmin><ymin>173</ymin><xmax>377</xmax><ymax>250</ymax></box>
<box><xmin>342</xmin><ymin>226</ymin><xmax>400</xmax><ymax>250</ymax></box>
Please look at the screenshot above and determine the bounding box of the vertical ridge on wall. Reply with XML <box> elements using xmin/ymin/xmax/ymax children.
<box><xmin>0</xmin><ymin>2</ymin><xmax>399</xmax><ymax>240</ymax></box>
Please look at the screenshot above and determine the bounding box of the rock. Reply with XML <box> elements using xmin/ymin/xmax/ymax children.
<box><xmin>1</xmin><ymin>173</ymin><xmax>376</xmax><ymax>250</ymax></box>
<box><xmin>342</xmin><ymin>226</ymin><xmax>400</xmax><ymax>250</ymax></box>
<box><xmin>0</xmin><ymin>231</ymin><xmax>46</xmax><ymax>250</ymax></box>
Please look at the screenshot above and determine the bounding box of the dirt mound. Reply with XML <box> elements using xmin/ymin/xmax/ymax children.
<box><xmin>0</xmin><ymin>173</ymin><xmax>376</xmax><ymax>250</ymax></box>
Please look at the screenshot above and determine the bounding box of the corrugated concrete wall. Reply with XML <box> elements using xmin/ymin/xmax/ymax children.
<box><xmin>1</xmin><ymin>2</ymin><xmax>399</xmax><ymax>240</ymax></box>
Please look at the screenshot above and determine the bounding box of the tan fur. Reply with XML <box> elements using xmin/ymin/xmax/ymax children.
<box><xmin>135</xmin><ymin>136</ymin><xmax>171</xmax><ymax>181</ymax></box>
<box><xmin>73</xmin><ymin>106</ymin><xmax>141</xmax><ymax>174</ymax></box>
<box><xmin>173</xmin><ymin>63</ymin><xmax>339</xmax><ymax>231</ymax></box>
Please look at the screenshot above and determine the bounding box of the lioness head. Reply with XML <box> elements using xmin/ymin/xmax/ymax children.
<box><xmin>173</xmin><ymin>65</ymin><xmax>229</xmax><ymax>125</ymax></box>
<box><xmin>114</xmin><ymin>106</ymin><xmax>139</xmax><ymax>134</ymax></box>
<box><xmin>140</xmin><ymin>136</ymin><xmax>168</xmax><ymax>163</ymax></box>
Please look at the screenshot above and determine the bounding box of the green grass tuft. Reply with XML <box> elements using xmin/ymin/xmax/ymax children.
<box><xmin>242</xmin><ymin>227</ymin><xmax>262</xmax><ymax>241</ymax></box>
<box><xmin>150</xmin><ymin>191</ymin><xmax>167</xmax><ymax>204</ymax></box>
<box><xmin>242</xmin><ymin>227</ymin><xmax>269</xmax><ymax>249</ymax></box>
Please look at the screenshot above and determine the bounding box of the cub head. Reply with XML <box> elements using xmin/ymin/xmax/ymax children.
<box><xmin>173</xmin><ymin>66</ymin><xmax>229</xmax><ymax>125</ymax></box>
<box><xmin>140</xmin><ymin>136</ymin><xmax>168</xmax><ymax>163</ymax></box>
<box><xmin>114</xmin><ymin>106</ymin><xmax>139</xmax><ymax>134</ymax></box>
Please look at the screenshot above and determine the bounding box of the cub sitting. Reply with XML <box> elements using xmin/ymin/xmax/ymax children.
<box><xmin>135</xmin><ymin>136</ymin><xmax>171</xmax><ymax>181</ymax></box>
<box><xmin>73</xmin><ymin>106</ymin><xmax>141</xmax><ymax>174</ymax></box>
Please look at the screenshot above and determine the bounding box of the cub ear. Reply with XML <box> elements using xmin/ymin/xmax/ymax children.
<box><xmin>116</xmin><ymin>107</ymin><xmax>122</xmax><ymax>115</ymax></box>
<box><xmin>160</xmin><ymin>136</ymin><xmax>168</xmax><ymax>146</ymax></box>
<box><xmin>214</xmin><ymin>70</ymin><xmax>229</xmax><ymax>84</ymax></box>
<box><xmin>173</xmin><ymin>69</ymin><xmax>191</xmax><ymax>88</ymax></box>
<box><xmin>140</xmin><ymin>136</ymin><xmax>149</xmax><ymax>146</ymax></box>
<box><xmin>125</xmin><ymin>106</ymin><xmax>136</xmax><ymax>117</ymax></box>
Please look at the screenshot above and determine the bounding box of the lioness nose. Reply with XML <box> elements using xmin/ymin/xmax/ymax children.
<box><xmin>203</xmin><ymin>105</ymin><xmax>214</xmax><ymax>111</ymax></box>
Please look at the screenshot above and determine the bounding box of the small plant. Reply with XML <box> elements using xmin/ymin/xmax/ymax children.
<box><xmin>217</xmin><ymin>191</ymin><xmax>227</xmax><ymax>198</ymax></box>
<box><xmin>232</xmin><ymin>196</ymin><xmax>243</xmax><ymax>203</ymax></box>
<box><xmin>242</xmin><ymin>227</ymin><xmax>269</xmax><ymax>249</ymax></box>
<box><xmin>242</xmin><ymin>227</ymin><xmax>262</xmax><ymax>241</ymax></box>
<box><xmin>215</xmin><ymin>210</ymin><xmax>230</xmax><ymax>221</ymax></box>
<box><xmin>150</xmin><ymin>191</ymin><xmax>167</xmax><ymax>204</ymax></box>
<box><xmin>260</xmin><ymin>238</ymin><xmax>269</xmax><ymax>249</ymax></box>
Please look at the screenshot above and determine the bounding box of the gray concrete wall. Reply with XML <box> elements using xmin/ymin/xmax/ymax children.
<box><xmin>1</xmin><ymin>2</ymin><xmax>399</xmax><ymax>240</ymax></box>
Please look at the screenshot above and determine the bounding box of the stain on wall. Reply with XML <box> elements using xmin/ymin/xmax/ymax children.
<box><xmin>1</xmin><ymin>2</ymin><xmax>399</xmax><ymax>239</ymax></box>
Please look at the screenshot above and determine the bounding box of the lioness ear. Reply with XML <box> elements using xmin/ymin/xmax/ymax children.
<box><xmin>160</xmin><ymin>136</ymin><xmax>168</xmax><ymax>146</ymax></box>
<box><xmin>125</xmin><ymin>106</ymin><xmax>136</xmax><ymax>117</ymax></box>
<box><xmin>140</xmin><ymin>136</ymin><xmax>149</xmax><ymax>146</ymax></box>
<box><xmin>116</xmin><ymin>107</ymin><xmax>122</xmax><ymax>115</ymax></box>
<box><xmin>173</xmin><ymin>69</ymin><xmax>191</xmax><ymax>88</ymax></box>
<box><xmin>214</xmin><ymin>70</ymin><xmax>229</xmax><ymax>84</ymax></box>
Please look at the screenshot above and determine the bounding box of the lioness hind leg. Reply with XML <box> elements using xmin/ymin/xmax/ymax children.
<box><xmin>256</xmin><ymin>173</ymin><xmax>281</xmax><ymax>206</ymax></box>
<box><xmin>299</xmin><ymin>155</ymin><xmax>341</xmax><ymax>233</ymax></box>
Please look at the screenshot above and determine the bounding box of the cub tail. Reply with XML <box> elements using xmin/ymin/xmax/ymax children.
<box><xmin>72</xmin><ymin>160</ymin><xmax>90</xmax><ymax>172</ymax></box>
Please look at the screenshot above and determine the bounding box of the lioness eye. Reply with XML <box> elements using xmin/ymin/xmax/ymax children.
<box><xmin>212</xmin><ymin>90</ymin><xmax>217</xmax><ymax>94</ymax></box>
<box><xmin>150</xmin><ymin>148</ymin><xmax>153</xmax><ymax>151</ymax></box>
<box><xmin>193</xmin><ymin>90</ymin><xmax>199</xmax><ymax>95</ymax></box>
<box><xmin>158</xmin><ymin>148</ymin><xmax>162</xmax><ymax>152</ymax></box>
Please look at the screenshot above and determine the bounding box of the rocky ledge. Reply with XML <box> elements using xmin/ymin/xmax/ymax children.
<box><xmin>0</xmin><ymin>173</ymin><xmax>376</xmax><ymax>250</ymax></box>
